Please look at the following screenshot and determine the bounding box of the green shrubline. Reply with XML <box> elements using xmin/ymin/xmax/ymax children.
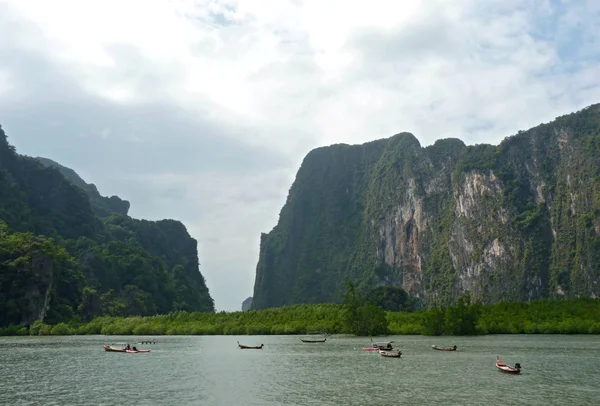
<box><xmin>1</xmin><ymin>297</ymin><xmax>598</xmax><ymax>337</ymax></box>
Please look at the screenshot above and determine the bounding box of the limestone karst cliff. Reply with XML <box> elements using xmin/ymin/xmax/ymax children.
<box><xmin>252</xmin><ymin>103</ymin><xmax>600</xmax><ymax>309</ymax></box>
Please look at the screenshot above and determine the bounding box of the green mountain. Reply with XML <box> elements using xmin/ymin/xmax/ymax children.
<box><xmin>36</xmin><ymin>157</ymin><xmax>130</xmax><ymax>218</ymax></box>
<box><xmin>0</xmin><ymin>125</ymin><xmax>214</xmax><ymax>326</ymax></box>
<box><xmin>251</xmin><ymin>103</ymin><xmax>600</xmax><ymax>310</ymax></box>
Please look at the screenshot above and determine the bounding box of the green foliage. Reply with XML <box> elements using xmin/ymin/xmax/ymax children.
<box><xmin>442</xmin><ymin>292</ymin><xmax>481</xmax><ymax>335</ymax></box>
<box><xmin>0</xmin><ymin>128</ymin><xmax>215</xmax><ymax>327</ymax></box>
<box><xmin>3</xmin><ymin>297</ymin><xmax>597</xmax><ymax>337</ymax></box>
<box><xmin>420</xmin><ymin>292</ymin><xmax>481</xmax><ymax>336</ymax></box>
<box><xmin>364</xmin><ymin>286</ymin><xmax>413</xmax><ymax>312</ymax></box>
<box><xmin>421</xmin><ymin>307</ymin><xmax>445</xmax><ymax>336</ymax></box>
<box><xmin>0</xmin><ymin>223</ymin><xmax>84</xmax><ymax>326</ymax></box>
<box><xmin>37</xmin><ymin>157</ymin><xmax>130</xmax><ymax>218</ymax></box>
<box><xmin>342</xmin><ymin>281</ymin><xmax>388</xmax><ymax>336</ymax></box>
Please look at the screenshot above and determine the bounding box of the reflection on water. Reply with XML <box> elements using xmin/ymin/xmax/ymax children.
<box><xmin>1</xmin><ymin>334</ymin><xmax>599</xmax><ymax>405</ymax></box>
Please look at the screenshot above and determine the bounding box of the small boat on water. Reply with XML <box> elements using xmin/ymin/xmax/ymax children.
<box><xmin>103</xmin><ymin>344</ymin><xmax>127</xmax><ymax>353</ymax></box>
<box><xmin>300</xmin><ymin>337</ymin><xmax>327</xmax><ymax>343</ymax></box>
<box><xmin>363</xmin><ymin>340</ymin><xmax>394</xmax><ymax>351</ymax></box>
<box><xmin>103</xmin><ymin>344</ymin><xmax>150</xmax><ymax>353</ymax></box>
<box><xmin>495</xmin><ymin>356</ymin><xmax>521</xmax><ymax>374</ymax></box>
<box><xmin>379</xmin><ymin>350</ymin><xmax>402</xmax><ymax>358</ymax></box>
<box><xmin>237</xmin><ymin>341</ymin><xmax>263</xmax><ymax>349</ymax></box>
<box><xmin>432</xmin><ymin>345</ymin><xmax>457</xmax><ymax>351</ymax></box>
<box><xmin>300</xmin><ymin>333</ymin><xmax>329</xmax><ymax>343</ymax></box>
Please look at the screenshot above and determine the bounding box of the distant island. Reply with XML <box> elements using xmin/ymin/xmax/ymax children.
<box><xmin>242</xmin><ymin>297</ymin><xmax>253</xmax><ymax>311</ymax></box>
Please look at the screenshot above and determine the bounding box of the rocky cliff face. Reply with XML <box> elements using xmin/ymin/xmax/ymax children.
<box><xmin>242</xmin><ymin>297</ymin><xmax>253</xmax><ymax>311</ymax></box>
<box><xmin>252</xmin><ymin>103</ymin><xmax>600</xmax><ymax>309</ymax></box>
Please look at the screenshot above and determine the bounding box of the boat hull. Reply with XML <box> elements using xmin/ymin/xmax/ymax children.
<box><xmin>496</xmin><ymin>363</ymin><xmax>520</xmax><ymax>374</ymax></box>
<box><xmin>495</xmin><ymin>356</ymin><xmax>521</xmax><ymax>374</ymax></box>
<box><xmin>103</xmin><ymin>345</ymin><xmax>150</xmax><ymax>353</ymax></box>
<box><xmin>379</xmin><ymin>350</ymin><xmax>402</xmax><ymax>358</ymax></box>
<box><xmin>103</xmin><ymin>345</ymin><xmax>126</xmax><ymax>352</ymax></box>
<box><xmin>237</xmin><ymin>342</ymin><xmax>263</xmax><ymax>349</ymax></box>
<box><xmin>432</xmin><ymin>345</ymin><xmax>457</xmax><ymax>351</ymax></box>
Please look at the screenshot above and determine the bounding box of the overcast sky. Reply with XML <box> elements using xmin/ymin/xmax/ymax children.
<box><xmin>1</xmin><ymin>0</ymin><xmax>599</xmax><ymax>311</ymax></box>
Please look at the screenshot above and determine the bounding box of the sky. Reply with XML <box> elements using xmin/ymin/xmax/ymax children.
<box><xmin>1</xmin><ymin>0</ymin><xmax>599</xmax><ymax>311</ymax></box>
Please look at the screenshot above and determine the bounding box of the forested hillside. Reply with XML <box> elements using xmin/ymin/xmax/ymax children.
<box><xmin>252</xmin><ymin>103</ymin><xmax>600</xmax><ymax>310</ymax></box>
<box><xmin>0</xmin><ymin>125</ymin><xmax>214</xmax><ymax>327</ymax></box>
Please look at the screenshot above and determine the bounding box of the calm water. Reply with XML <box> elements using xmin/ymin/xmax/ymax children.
<box><xmin>1</xmin><ymin>334</ymin><xmax>599</xmax><ymax>405</ymax></box>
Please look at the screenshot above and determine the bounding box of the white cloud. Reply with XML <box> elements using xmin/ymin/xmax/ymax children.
<box><xmin>1</xmin><ymin>0</ymin><xmax>600</xmax><ymax>310</ymax></box>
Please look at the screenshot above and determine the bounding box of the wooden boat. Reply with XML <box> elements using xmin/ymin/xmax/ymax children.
<box><xmin>495</xmin><ymin>356</ymin><xmax>521</xmax><ymax>374</ymax></box>
<box><xmin>432</xmin><ymin>345</ymin><xmax>457</xmax><ymax>351</ymax></box>
<box><xmin>372</xmin><ymin>340</ymin><xmax>394</xmax><ymax>350</ymax></box>
<box><xmin>300</xmin><ymin>337</ymin><xmax>327</xmax><ymax>343</ymax></box>
<box><xmin>103</xmin><ymin>344</ymin><xmax>151</xmax><ymax>353</ymax></box>
<box><xmin>363</xmin><ymin>340</ymin><xmax>394</xmax><ymax>351</ymax></box>
<box><xmin>300</xmin><ymin>333</ymin><xmax>329</xmax><ymax>343</ymax></box>
<box><xmin>237</xmin><ymin>341</ymin><xmax>263</xmax><ymax>349</ymax></box>
<box><xmin>379</xmin><ymin>350</ymin><xmax>402</xmax><ymax>358</ymax></box>
<box><xmin>103</xmin><ymin>344</ymin><xmax>126</xmax><ymax>352</ymax></box>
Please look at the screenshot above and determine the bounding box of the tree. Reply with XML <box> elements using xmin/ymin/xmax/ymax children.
<box><xmin>422</xmin><ymin>306</ymin><xmax>445</xmax><ymax>336</ymax></box>
<box><xmin>364</xmin><ymin>286</ymin><xmax>412</xmax><ymax>312</ymax></box>
<box><xmin>444</xmin><ymin>292</ymin><xmax>481</xmax><ymax>335</ymax></box>
<box><xmin>342</xmin><ymin>281</ymin><xmax>388</xmax><ymax>336</ymax></box>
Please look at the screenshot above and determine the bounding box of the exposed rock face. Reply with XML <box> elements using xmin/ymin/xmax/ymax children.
<box><xmin>252</xmin><ymin>103</ymin><xmax>600</xmax><ymax>309</ymax></box>
<box><xmin>242</xmin><ymin>297</ymin><xmax>253</xmax><ymax>311</ymax></box>
<box><xmin>20</xmin><ymin>251</ymin><xmax>54</xmax><ymax>325</ymax></box>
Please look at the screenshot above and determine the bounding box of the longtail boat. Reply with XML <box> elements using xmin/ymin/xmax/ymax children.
<box><xmin>237</xmin><ymin>341</ymin><xmax>263</xmax><ymax>349</ymax></box>
<box><xmin>300</xmin><ymin>337</ymin><xmax>327</xmax><ymax>343</ymax></box>
<box><xmin>495</xmin><ymin>356</ymin><xmax>521</xmax><ymax>374</ymax></box>
<box><xmin>103</xmin><ymin>344</ymin><xmax>151</xmax><ymax>353</ymax></box>
<box><xmin>371</xmin><ymin>340</ymin><xmax>394</xmax><ymax>350</ymax></box>
<box><xmin>432</xmin><ymin>345</ymin><xmax>457</xmax><ymax>351</ymax></box>
<box><xmin>103</xmin><ymin>344</ymin><xmax>127</xmax><ymax>353</ymax></box>
<box><xmin>363</xmin><ymin>341</ymin><xmax>394</xmax><ymax>351</ymax></box>
<box><xmin>379</xmin><ymin>350</ymin><xmax>402</xmax><ymax>358</ymax></box>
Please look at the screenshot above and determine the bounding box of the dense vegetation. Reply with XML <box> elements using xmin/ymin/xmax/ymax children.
<box><xmin>36</xmin><ymin>157</ymin><xmax>130</xmax><ymax>218</ymax></box>
<box><xmin>252</xmin><ymin>103</ymin><xmax>600</xmax><ymax>309</ymax></box>
<box><xmin>1</xmin><ymin>298</ymin><xmax>598</xmax><ymax>336</ymax></box>
<box><xmin>0</xmin><ymin>125</ymin><xmax>214</xmax><ymax>328</ymax></box>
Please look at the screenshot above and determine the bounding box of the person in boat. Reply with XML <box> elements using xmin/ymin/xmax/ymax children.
<box><xmin>126</xmin><ymin>344</ymin><xmax>131</xmax><ymax>350</ymax></box>
<box><xmin>132</xmin><ymin>346</ymin><xmax>138</xmax><ymax>351</ymax></box>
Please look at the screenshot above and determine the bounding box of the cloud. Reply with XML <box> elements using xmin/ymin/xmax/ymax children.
<box><xmin>1</xmin><ymin>0</ymin><xmax>600</xmax><ymax>310</ymax></box>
